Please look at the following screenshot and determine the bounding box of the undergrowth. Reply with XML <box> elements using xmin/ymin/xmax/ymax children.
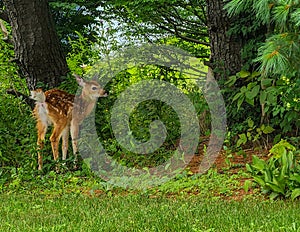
<box><xmin>0</xmin><ymin>166</ymin><xmax>249</xmax><ymax>200</ymax></box>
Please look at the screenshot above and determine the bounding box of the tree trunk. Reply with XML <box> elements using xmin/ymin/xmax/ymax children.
<box><xmin>2</xmin><ymin>0</ymin><xmax>69</xmax><ymax>90</ymax></box>
<box><xmin>206</xmin><ymin>0</ymin><xmax>242</xmax><ymax>81</ymax></box>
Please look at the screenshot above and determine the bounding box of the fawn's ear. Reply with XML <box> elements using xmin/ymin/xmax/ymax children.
<box><xmin>73</xmin><ymin>73</ymin><xmax>85</xmax><ymax>87</ymax></box>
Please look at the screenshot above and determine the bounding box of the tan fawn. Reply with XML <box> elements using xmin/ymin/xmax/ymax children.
<box><xmin>31</xmin><ymin>74</ymin><xmax>107</xmax><ymax>170</ymax></box>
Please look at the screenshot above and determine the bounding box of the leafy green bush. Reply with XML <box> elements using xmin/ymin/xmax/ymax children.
<box><xmin>225</xmin><ymin>1</ymin><xmax>300</xmax><ymax>147</ymax></box>
<box><xmin>0</xmin><ymin>94</ymin><xmax>37</xmax><ymax>184</ymax></box>
<box><xmin>66</xmin><ymin>31</ymin><xmax>100</xmax><ymax>76</ymax></box>
<box><xmin>247</xmin><ymin>140</ymin><xmax>300</xmax><ymax>200</ymax></box>
<box><xmin>0</xmin><ymin>30</ymin><xmax>40</xmax><ymax>185</ymax></box>
<box><xmin>224</xmin><ymin>70</ymin><xmax>299</xmax><ymax>149</ymax></box>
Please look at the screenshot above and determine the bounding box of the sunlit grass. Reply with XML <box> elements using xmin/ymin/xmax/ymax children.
<box><xmin>1</xmin><ymin>193</ymin><xmax>300</xmax><ymax>232</ymax></box>
<box><xmin>1</xmin><ymin>168</ymin><xmax>299</xmax><ymax>231</ymax></box>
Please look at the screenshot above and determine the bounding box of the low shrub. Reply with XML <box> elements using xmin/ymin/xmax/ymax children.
<box><xmin>247</xmin><ymin>140</ymin><xmax>300</xmax><ymax>200</ymax></box>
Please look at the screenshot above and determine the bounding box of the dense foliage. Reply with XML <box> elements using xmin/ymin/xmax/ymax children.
<box><xmin>0</xmin><ymin>0</ymin><xmax>299</xmax><ymax>199</ymax></box>
<box><xmin>223</xmin><ymin>0</ymin><xmax>299</xmax><ymax>147</ymax></box>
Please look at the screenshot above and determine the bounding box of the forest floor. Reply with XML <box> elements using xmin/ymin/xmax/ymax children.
<box><xmin>79</xmin><ymin>137</ymin><xmax>271</xmax><ymax>200</ymax></box>
<box><xmin>184</xmin><ymin>137</ymin><xmax>270</xmax><ymax>200</ymax></box>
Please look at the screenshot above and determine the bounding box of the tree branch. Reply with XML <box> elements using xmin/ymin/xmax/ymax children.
<box><xmin>0</xmin><ymin>10</ymin><xmax>9</xmax><ymax>22</ymax></box>
<box><xmin>158</xmin><ymin>25</ymin><xmax>210</xmax><ymax>46</ymax></box>
<box><xmin>155</xmin><ymin>8</ymin><xmax>209</xmax><ymax>46</ymax></box>
<box><xmin>195</xmin><ymin>55</ymin><xmax>210</xmax><ymax>59</ymax></box>
<box><xmin>6</xmin><ymin>89</ymin><xmax>35</xmax><ymax>110</ymax></box>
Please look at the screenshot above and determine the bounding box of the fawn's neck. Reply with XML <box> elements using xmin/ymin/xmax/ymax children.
<box><xmin>73</xmin><ymin>94</ymin><xmax>98</xmax><ymax>122</ymax></box>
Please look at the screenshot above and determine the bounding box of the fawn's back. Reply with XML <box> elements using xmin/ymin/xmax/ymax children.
<box><xmin>43</xmin><ymin>89</ymin><xmax>75</xmax><ymax>124</ymax></box>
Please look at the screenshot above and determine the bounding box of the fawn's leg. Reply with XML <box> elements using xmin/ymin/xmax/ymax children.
<box><xmin>61</xmin><ymin>125</ymin><xmax>70</xmax><ymax>161</ymax></box>
<box><xmin>50</xmin><ymin>123</ymin><xmax>66</xmax><ymax>162</ymax></box>
<box><xmin>70</xmin><ymin>120</ymin><xmax>79</xmax><ymax>161</ymax></box>
<box><xmin>37</xmin><ymin>120</ymin><xmax>48</xmax><ymax>170</ymax></box>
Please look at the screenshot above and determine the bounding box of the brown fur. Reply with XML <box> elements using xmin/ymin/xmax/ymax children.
<box><xmin>31</xmin><ymin>74</ymin><xmax>107</xmax><ymax>170</ymax></box>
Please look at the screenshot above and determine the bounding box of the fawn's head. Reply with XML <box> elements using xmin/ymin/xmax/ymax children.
<box><xmin>74</xmin><ymin>74</ymin><xmax>107</xmax><ymax>100</ymax></box>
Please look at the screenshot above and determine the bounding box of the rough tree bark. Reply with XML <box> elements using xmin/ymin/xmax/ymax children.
<box><xmin>206</xmin><ymin>0</ymin><xmax>242</xmax><ymax>81</ymax></box>
<box><xmin>2</xmin><ymin>0</ymin><xmax>69</xmax><ymax>90</ymax></box>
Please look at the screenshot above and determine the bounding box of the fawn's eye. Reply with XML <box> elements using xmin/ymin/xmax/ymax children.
<box><xmin>92</xmin><ymin>86</ymin><xmax>98</xmax><ymax>90</ymax></box>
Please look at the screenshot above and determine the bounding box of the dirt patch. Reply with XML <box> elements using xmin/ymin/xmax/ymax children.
<box><xmin>185</xmin><ymin>138</ymin><xmax>270</xmax><ymax>200</ymax></box>
<box><xmin>81</xmin><ymin>138</ymin><xmax>270</xmax><ymax>200</ymax></box>
<box><xmin>186</xmin><ymin>136</ymin><xmax>269</xmax><ymax>174</ymax></box>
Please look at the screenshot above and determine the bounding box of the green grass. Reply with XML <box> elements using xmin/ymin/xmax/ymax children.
<box><xmin>1</xmin><ymin>193</ymin><xmax>300</xmax><ymax>232</ymax></box>
<box><xmin>1</xmin><ymin>168</ymin><xmax>300</xmax><ymax>231</ymax></box>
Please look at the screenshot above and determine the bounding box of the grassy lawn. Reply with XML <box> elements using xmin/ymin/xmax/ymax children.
<box><xmin>1</xmin><ymin>193</ymin><xmax>300</xmax><ymax>232</ymax></box>
<box><xmin>1</xmin><ymin>159</ymin><xmax>300</xmax><ymax>232</ymax></box>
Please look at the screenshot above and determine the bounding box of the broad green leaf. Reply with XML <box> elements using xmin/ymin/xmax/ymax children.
<box><xmin>237</xmin><ymin>95</ymin><xmax>245</xmax><ymax>110</ymax></box>
<box><xmin>243</xmin><ymin>180</ymin><xmax>252</xmax><ymax>192</ymax></box>
<box><xmin>267</xmin><ymin>93</ymin><xmax>277</xmax><ymax>105</ymax></box>
<box><xmin>261</xmin><ymin>78</ymin><xmax>273</xmax><ymax>87</ymax></box>
<box><xmin>270</xmin><ymin>140</ymin><xmax>295</xmax><ymax>157</ymax></box>
<box><xmin>251</xmin><ymin>71</ymin><xmax>261</xmax><ymax>78</ymax></box>
<box><xmin>247</xmin><ymin>82</ymin><xmax>258</xmax><ymax>89</ymax></box>
<box><xmin>268</xmin><ymin>157</ymin><xmax>276</xmax><ymax>169</ymax></box>
<box><xmin>232</xmin><ymin>92</ymin><xmax>242</xmax><ymax>102</ymax></box>
<box><xmin>262</xmin><ymin>125</ymin><xmax>275</xmax><ymax>134</ymax></box>
<box><xmin>253</xmin><ymin>176</ymin><xmax>266</xmax><ymax>186</ymax></box>
<box><xmin>240</xmin><ymin>86</ymin><xmax>247</xmax><ymax>93</ymax></box>
<box><xmin>273</xmin><ymin>134</ymin><xmax>282</xmax><ymax>144</ymax></box>
<box><xmin>247</xmin><ymin>118</ymin><xmax>254</xmax><ymax>128</ymax></box>
<box><xmin>245</xmin><ymin>85</ymin><xmax>260</xmax><ymax>100</ymax></box>
<box><xmin>291</xmin><ymin>188</ymin><xmax>300</xmax><ymax>200</ymax></box>
<box><xmin>251</xmin><ymin>156</ymin><xmax>266</xmax><ymax>171</ymax></box>
<box><xmin>247</xmin><ymin>132</ymin><xmax>252</xmax><ymax>140</ymax></box>
<box><xmin>264</xmin><ymin>105</ymin><xmax>270</xmax><ymax>113</ymax></box>
<box><xmin>277</xmin><ymin>140</ymin><xmax>295</xmax><ymax>151</ymax></box>
<box><xmin>266</xmin><ymin>182</ymin><xmax>284</xmax><ymax>194</ymax></box>
<box><xmin>290</xmin><ymin>174</ymin><xmax>300</xmax><ymax>183</ymax></box>
<box><xmin>264</xmin><ymin>170</ymin><xmax>272</xmax><ymax>183</ymax></box>
<box><xmin>225</xmin><ymin>75</ymin><xmax>237</xmax><ymax>87</ymax></box>
<box><xmin>238</xmin><ymin>70</ymin><xmax>251</xmax><ymax>78</ymax></box>
<box><xmin>266</xmin><ymin>86</ymin><xmax>278</xmax><ymax>93</ymax></box>
<box><xmin>279</xmin><ymin>165</ymin><xmax>287</xmax><ymax>181</ymax></box>
<box><xmin>245</xmin><ymin>96</ymin><xmax>255</xmax><ymax>106</ymax></box>
<box><xmin>256</xmin><ymin>127</ymin><xmax>261</xmax><ymax>133</ymax></box>
<box><xmin>269</xmin><ymin>192</ymin><xmax>279</xmax><ymax>200</ymax></box>
<box><xmin>237</xmin><ymin>133</ymin><xmax>247</xmax><ymax>147</ymax></box>
<box><xmin>260</xmin><ymin>90</ymin><xmax>267</xmax><ymax>104</ymax></box>
<box><xmin>276</xmin><ymin>79</ymin><xmax>285</xmax><ymax>85</ymax></box>
<box><xmin>281</xmin><ymin>150</ymin><xmax>288</xmax><ymax>168</ymax></box>
<box><xmin>246</xmin><ymin>163</ymin><xmax>253</xmax><ymax>172</ymax></box>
